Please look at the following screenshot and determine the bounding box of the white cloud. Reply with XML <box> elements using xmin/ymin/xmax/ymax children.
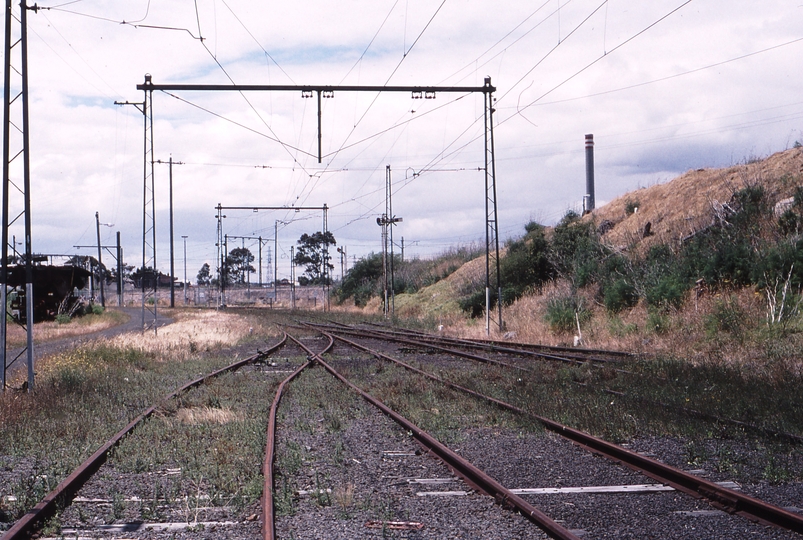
<box><xmin>3</xmin><ymin>0</ymin><xmax>801</xmax><ymax>277</ymax></box>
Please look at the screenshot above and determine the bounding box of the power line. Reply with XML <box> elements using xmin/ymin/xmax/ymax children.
<box><xmin>438</xmin><ymin>0</ymin><xmax>568</xmax><ymax>86</ymax></box>
<box><xmin>496</xmin><ymin>0</ymin><xmax>609</xmax><ymax>106</ymax></box>
<box><xmin>303</xmin><ymin>0</ymin><xmax>449</xmax><ymax>207</ymax></box>
<box><xmin>525</xmin><ymin>35</ymin><xmax>803</xmax><ymax>107</ymax></box>
<box><xmin>338</xmin><ymin>0</ymin><xmax>401</xmax><ymax>84</ymax></box>
<box><xmin>160</xmin><ymin>90</ymin><xmax>317</xmax><ymax>159</ymax></box>
<box><xmin>219</xmin><ymin>0</ymin><xmax>296</xmax><ymax>84</ymax></box>
<box><xmin>513</xmin><ymin>0</ymin><xmax>695</xmax><ymax>115</ymax></box>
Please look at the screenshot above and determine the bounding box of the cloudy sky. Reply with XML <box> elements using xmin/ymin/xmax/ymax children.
<box><xmin>6</xmin><ymin>0</ymin><xmax>803</xmax><ymax>282</ymax></box>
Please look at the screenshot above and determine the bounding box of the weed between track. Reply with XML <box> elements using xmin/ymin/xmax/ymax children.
<box><xmin>326</xmin><ymin>331</ymin><xmax>803</xmax><ymax>485</ymax></box>
<box><xmin>2</xmin><ymin>308</ymin><xmax>803</xmax><ymax>535</ymax></box>
<box><xmin>0</xmin><ymin>309</ymin><xmax>284</xmax><ymax>531</ymax></box>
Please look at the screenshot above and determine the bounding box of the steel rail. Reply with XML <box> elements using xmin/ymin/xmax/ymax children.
<box><xmin>305</xmin><ymin>323</ymin><xmax>636</xmax><ymax>375</ymax></box>
<box><xmin>288</xmin><ymin>334</ymin><xmax>580</xmax><ymax>540</ymax></box>
<box><xmin>357</xmin><ymin>323</ymin><xmax>620</xmax><ymax>366</ymax></box>
<box><xmin>325</xmin><ymin>331</ymin><xmax>803</xmax><ymax>534</ymax></box>
<box><xmin>262</xmin><ymin>333</ymin><xmax>333</xmax><ymax>540</ymax></box>
<box><xmin>3</xmin><ymin>336</ymin><xmax>288</xmax><ymax>540</ymax></box>
<box><xmin>303</xmin><ymin>322</ymin><xmax>534</xmax><ymax>373</ymax></box>
<box><xmin>364</xmin><ymin>321</ymin><xmax>635</xmax><ymax>359</ymax></box>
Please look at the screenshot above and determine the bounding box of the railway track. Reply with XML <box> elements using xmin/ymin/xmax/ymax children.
<box><xmin>4</xmin><ymin>315</ymin><xmax>802</xmax><ymax>539</ymax></box>
<box><xmin>303</xmin><ymin>324</ymin><xmax>803</xmax><ymax>538</ymax></box>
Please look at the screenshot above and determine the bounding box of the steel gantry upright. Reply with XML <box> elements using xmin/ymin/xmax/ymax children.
<box><xmin>377</xmin><ymin>165</ymin><xmax>402</xmax><ymax>319</ymax></box>
<box><xmin>483</xmin><ymin>77</ymin><xmax>502</xmax><ymax>334</ymax></box>
<box><xmin>136</xmin><ymin>77</ymin><xmax>501</xmax><ymax>329</ymax></box>
<box><xmin>2</xmin><ymin>0</ymin><xmax>35</xmax><ymax>390</ymax></box>
<box><xmin>116</xmin><ymin>75</ymin><xmax>157</xmax><ymax>333</ymax></box>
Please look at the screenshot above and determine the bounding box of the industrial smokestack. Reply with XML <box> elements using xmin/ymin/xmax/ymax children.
<box><xmin>584</xmin><ymin>134</ymin><xmax>595</xmax><ymax>213</ymax></box>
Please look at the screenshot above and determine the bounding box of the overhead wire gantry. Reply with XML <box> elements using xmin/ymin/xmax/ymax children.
<box><xmin>136</xmin><ymin>76</ymin><xmax>503</xmax><ymax>332</ymax></box>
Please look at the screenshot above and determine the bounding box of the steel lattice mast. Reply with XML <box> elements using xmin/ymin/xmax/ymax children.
<box><xmin>1</xmin><ymin>0</ymin><xmax>35</xmax><ymax>390</ymax></box>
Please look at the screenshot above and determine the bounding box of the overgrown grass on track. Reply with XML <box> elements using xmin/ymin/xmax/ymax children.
<box><xmin>0</xmin><ymin>309</ymin><xmax>284</xmax><ymax>530</ymax></box>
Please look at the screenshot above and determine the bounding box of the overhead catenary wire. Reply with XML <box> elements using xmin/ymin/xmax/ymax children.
<box><xmin>512</xmin><ymin>0</ymin><xmax>696</xmax><ymax>116</ymax></box>
<box><xmin>525</xmin><ymin>35</ymin><xmax>803</xmax><ymax>107</ymax></box>
<box><xmin>296</xmin><ymin>0</ymin><xmax>450</xmax><ymax>207</ymax></box>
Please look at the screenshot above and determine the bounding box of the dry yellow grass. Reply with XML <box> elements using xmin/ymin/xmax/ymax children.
<box><xmin>174</xmin><ymin>406</ymin><xmax>244</xmax><ymax>425</ymax></box>
<box><xmin>588</xmin><ymin>147</ymin><xmax>803</xmax><ymax>254</ymax></box>
<box><xmin>110</xmin><ymin>310</ymin><xmax>262</xmax><ymax>360</ymax></box>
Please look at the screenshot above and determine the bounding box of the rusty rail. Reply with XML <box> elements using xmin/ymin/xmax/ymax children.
<box><xmin>363</xmin><ymin>321</ymin><xmax>634</xmax><ymax>360</ymax></box>
<box><xmin>262</xmin><ymin>333</ymin><xmax>332</xmax><ymax>540</ymax></box>
<box><xmin>304</xmin><ymin>322</ymin><xmax>534</xmax><ymax>372</ymax></box>
<box><xmin>3</xmin><ymin>336</ymin><xmax>287</xmax><ymax>540</ymax></box>
<box><xmin>325</xmin><ymin>330</ymin><xmax>803</xmax><ymax>534</ymax></box>
<box><xmin>288</xmin><ymin>333</ymin><xmax>580</xmax><ymax>540</ymax></box>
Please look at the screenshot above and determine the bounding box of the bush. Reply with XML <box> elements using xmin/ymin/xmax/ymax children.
<box><xmin>603</xmin><ymin>279</ymin><xmax>639</xmax><ymax>313</ymax></box>
<box><xmin>702</xmin><ymin>239</ymin><xmax>756</xmax><ymax>288</ymax></box>
<box><xmin>500</xmin><ymin>224</ymin><xmax>554</xmax><ymax>303</ymax></box>
<box><xmin>646</xmin><ymin>275</ymin><xmax>687</xmax><ymax>311</ymax></box>
<box><xmin>646</xmin><ymin>310</ymin><xmax>670</xmax><ymax>334</ymax></box>
<box><xmin>705</xmin><ymin>296</ymin><xmax>745</xmax><ymax>341</ymax></box>
<box><xmin>91</xmin><ymin>304</ymin><xmax>104</xmax><ymax>315</ymax></box>
<box><xmin>625</xmin><ymin>199</ymin><xmax>640</xmax><ymax>215</ymax></box>
<box><xmin>544</xmin><ymin>295</ymin><xmax>590</xmax><ymax>334</ymax></box>
<box><xmin>550</xmin><ymin>212</ymin><xmax>605</xmax><ymax>283</ymax></box>
<box><xmin>459</xmin><ymin>290</ymin><xmax>490</xmax><ymax>319</ymax></box>
<box><xmin>55</xmin><ymin>314</ymin><xmax>71</xmax><ymax>325</ymax></box>
<box><xmin>728</xmin><ymin>185</ymin><xmax>768</xmax><ymax>234</ymax></box>
<box><xmin>752</xmin><ymin>238</ymin><xmax>803</xmax><ymax>290</ymax></box>
<box><xmin>778</xmin><ymin>209</ymin><xmax>799</xmax><ymax>236</ymax></box>
<box><xmin>337</xmin><ymin>253</ymin><xmax>383</xmax><ymax>306</ymax></box>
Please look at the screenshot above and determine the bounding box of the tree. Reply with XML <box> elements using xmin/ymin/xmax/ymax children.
<box><xmin>197</xmin><ymin>263</ymin><xmax>212</xmax><ymax>286</ymax></box>
<box><xmin>336</xmin><ymin>253</ymin><xmax>383</xmax><ymax>306</ymax></box>
<box><xmin>224</xmin><ymin>248</ymin><xmax>255</xmax><ymax>284</ymax></box>
<box><xmin>294</xmin><ymin>231</ymin><xmax>336</xmax><ymax>285</ymax></box>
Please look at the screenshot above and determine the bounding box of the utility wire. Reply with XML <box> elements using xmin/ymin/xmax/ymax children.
<box><xmin>438</xmin><ymin>0</ymin><xmax>567</xmax><ymax>86</ymax></box>
<box><xmin>189</xmin><ymin>4</ymin><xmax>317</xmax><ymax>181</ymax></box>
<box><xmin>496</xmin><ymin>0</ymin><xmax>608</xmax><ymax>106</ymax></box>
<box><xmin>295</xmin><ymin>0</ymin><xmax>449</xmax><ymax>208</ymax></box>
<box><xmin>417</xmin><ymin>1</ymin><xmax>699</xmax><ymax>180</ymax></box>
<box><xmin>514</xmin><ymin>0</ymin><xmax>695</xmax><ymax>114</ymax></box>
<box><xmin>160</xmin><ymin>90</ymin><xmax>316</xmax><ymax>159</ymax></box>
<box><xmin>339</xmin><ymin>0</ymin><xmax>401</xmax><ymax>84</ymax></box>
<box><xmin>527</xmin><ymin>35</ymin><xmax>803</xmax><ymax>107</ymax></box>
<box><xmin>219</xmin><ymin>0</ymin><xmax>296</xmax><ymax>84</ymax></box>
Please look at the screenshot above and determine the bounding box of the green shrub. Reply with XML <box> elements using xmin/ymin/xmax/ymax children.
<box><xmin>646</xmin><ymin>310</ymin><xmax>670</xmax><ymax>334</ymax></box>
<box><xmin>337</xmin><ymin>253</ymin><xmax>383</xmax><ymax>306</ymax></box>
<box><xmin>753</xmin><ymin>238</ymin><xmax>803</xmax><ymax>290</ymax></box>
<box><xmin>625</xmin><ymin>199</ymin><xmax>640</xmax><ymax>215</ymax></box>
<box><xmin>55</xmin><ymin>314</ymin><xmax>71</xmax><ymax>325</ymax></box>
<box><xmin>646</xmin><ymin>275</ymin><xmax>687</xmax><ymax>311</ymax></box>
<box><xmin>705</xmin><ymin>296</ymin><xmax>745</xmax><ymax>341</ymax></box>
<box><xmin>794</xmin><ymin>185</ymin><xmax>803</xmax><ymax>209</ymax></box>
<box><xmin>459</xmin><ymin>289</ymin><xmax>494</xmax><ymax>319</ymax></box>
<box><xmin>91</xmin><ymin>304</ymin><xmax>104</xmax><ymax>315</ymax></box>
<box><xmin>730</xmin><ymin>185</ymin><xmax>768</xmax><ymax>231</ymax></box>
<box><xmin>544</xmin><ymin>295</ymin><xmax>590</xmax><ymax>334</ymax></box>
<box><xmin>778</xmin><ymin>209</ymin><xmax>799</xmax><ymax>236</ymax></box>
<box><xmin>500</xmin><ymin>224</ymin><xmax>554</xmax><ymax>303</ymax></box>
<box><xmin>603</xmin><ymin>279</ymin><xmax>639</xmax><ymax>313</ymax></box>
<box><xmin>550</xmin><ymin>212</ymin><xmax>606</xmax><ymax>284</ymax></box>
<box><xmin>702</xmin><ymin>239</ymin><xmax>756</xmax><ymax>288</ymax></box>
